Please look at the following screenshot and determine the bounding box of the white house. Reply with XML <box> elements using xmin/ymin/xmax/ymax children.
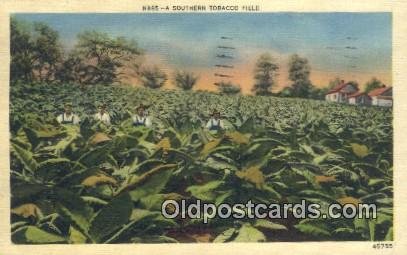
<box><xmin>368</xmin><ymin>86</ymin><xmax>392</xmax><ymax>107</ymax></box>
<box><xmin>348</xmin><ymin>92</ymin><xmax>372</xmax><ymax>106</ymax></box>
<box><xmin>325</xmin><ymin>80</ymin><xmax>359</xmax><ymax>103</ymax></box>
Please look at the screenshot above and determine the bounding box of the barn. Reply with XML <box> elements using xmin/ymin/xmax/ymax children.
<box><xmin>325</xmin><ymin>80</ymin><xmax>359</xmax><ymax>103</ymax></box>
<box><xmin>348</xmin><ymin>92</ymin><xmax>372</xmax><ymax>106</ymax></box>
<box><xmin>368</xmin><ymin>86</ymin><xmax>392</xmax><ymax>107</ymax></box>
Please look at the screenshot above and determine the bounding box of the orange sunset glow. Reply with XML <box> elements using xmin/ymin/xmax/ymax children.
<box><xmin>19</xmin><ymin>13</ymin><xmax>392</xmax><ymax>94</ymax></box>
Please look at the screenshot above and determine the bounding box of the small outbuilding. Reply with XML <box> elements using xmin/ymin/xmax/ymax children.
<box><xmin>368</xmin><ymin>86</ymin><xmax>392</xmax><ymax>107</ymax></box>
<box><xmin>325</xmin><ymin>80</ymin><xmax>359</xmax><ymax>103</ymax></box>
<box><xmin>347</xmin><ymin>92</ymin><xmax>372</xmax><ymax>106</ymax></box>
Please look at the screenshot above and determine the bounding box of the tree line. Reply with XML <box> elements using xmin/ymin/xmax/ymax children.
<box><xmin>10</xmin><ymin>17</ymin><xmax>386</xmax><ymax>99</ymax></box>
<box><xmin>250</xmin><ymin>53</ymin><xmax>387</xmax><ymax>98</ymax></box>
<box><xmin>10</xmin><ymin>18</ymin><xmax>207</xmax><ymax>92</ymax></box>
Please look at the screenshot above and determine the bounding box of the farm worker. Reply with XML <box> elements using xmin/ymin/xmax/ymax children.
<box><xmin>56</xmin><ymin>103</ymin><xmax>80</xmax><ymax>125</ymax></box>
<box><xmin>94</xmin><ymin>103</ymin><xmax>111</xmax><ymax>125</ymax></box>
<box><xmin>132</xmin><ymin>104</ymin><xmax>152</xmax><ymax>128</ymax></box>
<box><xmin>206</xmin><ymin>109</ymin><xmax>225</xmax><ymax>131</ymax></box>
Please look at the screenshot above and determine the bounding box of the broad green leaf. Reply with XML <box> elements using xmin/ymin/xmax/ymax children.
<box><xmin>57</xmin><ymin>166</ymin><xmax>99</xmax><ymax>186</ymax></box>
<box><xmin>128</xmin><ymin>167</ymin><xmax>173</xmax><ymax>201</ymax></box>
<box><xmin>55</xmin><ymin>188</ymin><xmax>93</xmax><ymax>237</ymax></box>
<box><xmin>262</xmin><ymin>185</ymin><xmax>282</xmax><ymax>201</ymax></box>
<box><xmin>299</xmin><ymin>190</ymin><xmax>335</xmax><ymax>202</ymax></box>
<box><xmin>81</xmin><ymin>196</ymin><xmax>108</xmax><ymax>205</ymax></box>
<box><xmin>254</xmin><ymin>219</ymin><xmax>287</xmax><ymax>230</ymax></box>
<box><xmin>376</xmin><ymin>197</ymin><xmax>393</xmax><ymax>206</ymax></box>
<box><xmin>213</xmin><ymin>228</ymin><xmax>236</xmax><ymax>243</ymax></box>
<box><xmin>104</xmin><ymin>209</ymin><xmax>177</xmax><ymax>243</ymax></box>
<box><xmin>290</xmin><ymin>167</ymin><xmax>317</xmax><ymax>187</ymax></box>
<box><xmin>11</xmin><ymin>182</ymin><xmax>46</xmax><ymax>199</ymax></box>
<box><xmin>77</xmin><ymin>146</ymin><xmax>110</xmax><ymax>168</ymax></box>
<box><xmin>13</xmin><ymin>226</ymin><xmax>66</xmax><ymax>244</ymax></box>
<box><xmin>138</xmin><ymin>140</ymin><xmax>158</xmax><ymax>155</ymax></box>
<box><xmin>37</xmin><ymin>158</ymin><xmax>73</xmax><ymax>181</ymax></box>
<box><xmin>368</xmin><ymin>220</ymin><xmax>376</xmax><ymax>241</ymax></box>
<box><xmin>368</xmin><ymin>178</ymin><xmax>386</xmax><ymax>187</ymax></box>
<box><xmin>385</xmin><ymin>227</ymin><xmax>393</xmax><ymax>241</ymax></box>
<box><xmin>294</xmin><ymin>221</ymin><xmax>330</xmax><ymax>237</ymax></box>
<box><xmin>353</xmin><ymin>163</ymin><xmax>388</xmax><ymax>177</ymax></box>
<box><xmin>11</xmin><ymin>142</ymin><xmax>38</xmax><ymax>173</ymax></box>
<box><xmin>130</xmin><ymin>209</ymin><xmax>160</xmax><ymax>222</ymax></box>
<box><xmin>376</xmin><ymin>212</ymin><xmax>393</xmax><ymax>225</ymax></box>
<box><xmin>205</xmin><ymin>157</ymin><xmax>238</xmax><ymax>171</ymax></box>
<box><xmin>69</xmin><ymin>226</ymin><xmax>87</xmax><ymax>244</ymax></box>
<box><xmin>332</xmin><ymin>227</ymin><xmax>355</xmax><ymax>235</ymax></box>
<box><xmin>215</xmin><ymin>190</ymin><xmax>233</xmax><ymax>206</ymax></box>
<box><xmin>42</xmin><ymin>126</ymin><xmax>79</xmax><ymax>155</ymax></box>
<box><xmin>89</xmin><ymin>193</ymin><xmax>133</xmax><ymax>242</ymax></box>
<box><xmin>11</xmin><ymin>221</ymin><xmax>28</xmax><ymax>232</ymax></box>
<box><xmin>186</xmin><ymin>180</ymin><xmax>223</xmax><ymax>201</ymax></box>
<box><xmin>234</xmin><ymin>224</ymin><xmax>266</xmax><ymax>242</ymax></box>
<box><xmin>354</xmin><ymin>217</ymin><xmax>369</xmax><ymax>237</ymax></box>
<box><xmin>23</xmin><ymin>127</ymin><xmax>41</xmax><ymax>149</ymax></box>
<box><xmin>238</xmin><ymin>117</ymin><xmax>255</xmax><ymax>134</ymax></box>
<box><xmin>139</xmin><ymin>193</ymin><xmax>184</xmax><ymax>210</ymax></box>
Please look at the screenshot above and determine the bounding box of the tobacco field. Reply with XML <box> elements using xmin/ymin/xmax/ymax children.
<box><xmin>10</xmin><ymin>82</ymin><xmax>393</xmax><ymax>243</ymax></box>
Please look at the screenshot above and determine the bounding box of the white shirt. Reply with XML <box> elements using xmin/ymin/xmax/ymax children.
<box><xmin>132</xmin><ymin>114</ymin><xmax>152</xmax><ymax>128</ymax></box>
<box><xmin>206</xmin><ymin>118</ymin><xmax>225</xmax><ymax>130</ymax></box>
<box><xmin>57</xmin><ymin>113</ymin><xmax>80</xmax><ymax>125</ymax></box>
<box><xmin>94</xmin><ymin>112</ymin><xmax>111</xmax><ymax>125</ymax></box>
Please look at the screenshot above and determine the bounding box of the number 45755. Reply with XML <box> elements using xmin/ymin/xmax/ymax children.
<box><xmin>372</xmin><ymin>243</ymin><xmax>393</xmax><ymax>249</ymax></box>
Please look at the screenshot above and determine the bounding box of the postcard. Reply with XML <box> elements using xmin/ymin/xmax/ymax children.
<box><xmin>0</xmin><ymin>0</ymin><xmax>406</xmax><ymax>254</ymax></box>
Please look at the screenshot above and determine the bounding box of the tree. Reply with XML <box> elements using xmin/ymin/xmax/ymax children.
<box><xmin>139</xmin><ymin>66</ymin><xmax>167</xmax><ymax>89</ymax></box>
<box><xmin>10</xmin><ymin>18</ymin><xmax>35</xmax><ymax>82</ymax></box>
<box><xmin>252</xmin><ymin>53</ymin><xmax>279</xmax><ymax>95</ymax></box>
<box><xmin>173</xmin><ymin>70</ymin><xmax>198</xmax><ymax>90</ymax></box>
<box><xmin>278</xmin><ymin>87</ymin><xmax>293</xmax><ymax>97</ymax></box>
<box><xmin>216</xmin><ymin>81</ymin><xmax>241</xmax><ymax>95</ymax></box>
<box><xmin>347</xmin><ymin>80</ymin><xmax>359</xmax><ymax>90</ymax></box>
<box><xmin>364</xmin><ymin>77</ymin><xmax>383</xmax><ymax>93</ymax></box>
<box><xmin>55</xmin><ymin>52</ymin><xmax>89</xmax><ymax>85</ymax></box>
<box><xmin>32</xmin><ymin>22</ymin><xmax>62</xmax><ymax>82</ymax></box>
<box><xmin>288</xmin><ymin>54</ymin><xmax>312</xmax><ymax>98</ymax></box>
<box><xmin>309</xmin><ymin>87</ymin><xmax>329</xmax><ymax>100</ymax></box>
<box><xmin>10</xmin><ymin>18</ymin><xmax>62</xmax><ymax>83</ymax></box>
<box><xmin>59</xmin><ymin>30</ymin><xmax>143</xmax><ymax>85</ymax></box>
<box><xmin>328</xmin><ymin>77</ymin><xmax>343</xmax><ymax>90</ymax></box>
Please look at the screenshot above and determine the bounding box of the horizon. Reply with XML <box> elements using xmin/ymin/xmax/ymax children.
<box><xmin>14</xmin><ymin>13</ymin><xmax>392</xmax><ymax>93</ymax></box>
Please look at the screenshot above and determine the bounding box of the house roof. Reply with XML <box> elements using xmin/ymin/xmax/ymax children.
<box><xmin>368</xmin><ymin>86</ymin><xmax>392</xmax><ymax>97</ymax></box>
<box><xmin>326</xmin><ymin>81</ymin><xmax>358</xmax><ymax>95</ymax></box>
<box><xmin>376</xmin><ymin>95</ymin><xmax>393</xmax><ymax>100</ymax></box>
<box><xmin>348</xmin><ymin>91</ymin><xmax>369</xmax><ymax>98</ymax></box>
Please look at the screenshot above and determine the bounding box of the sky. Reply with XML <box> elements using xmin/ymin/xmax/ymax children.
<box><xmin>15</xmin><ymin>13</ymin><xmax>392</xmax><ymax>93</ymax></box>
